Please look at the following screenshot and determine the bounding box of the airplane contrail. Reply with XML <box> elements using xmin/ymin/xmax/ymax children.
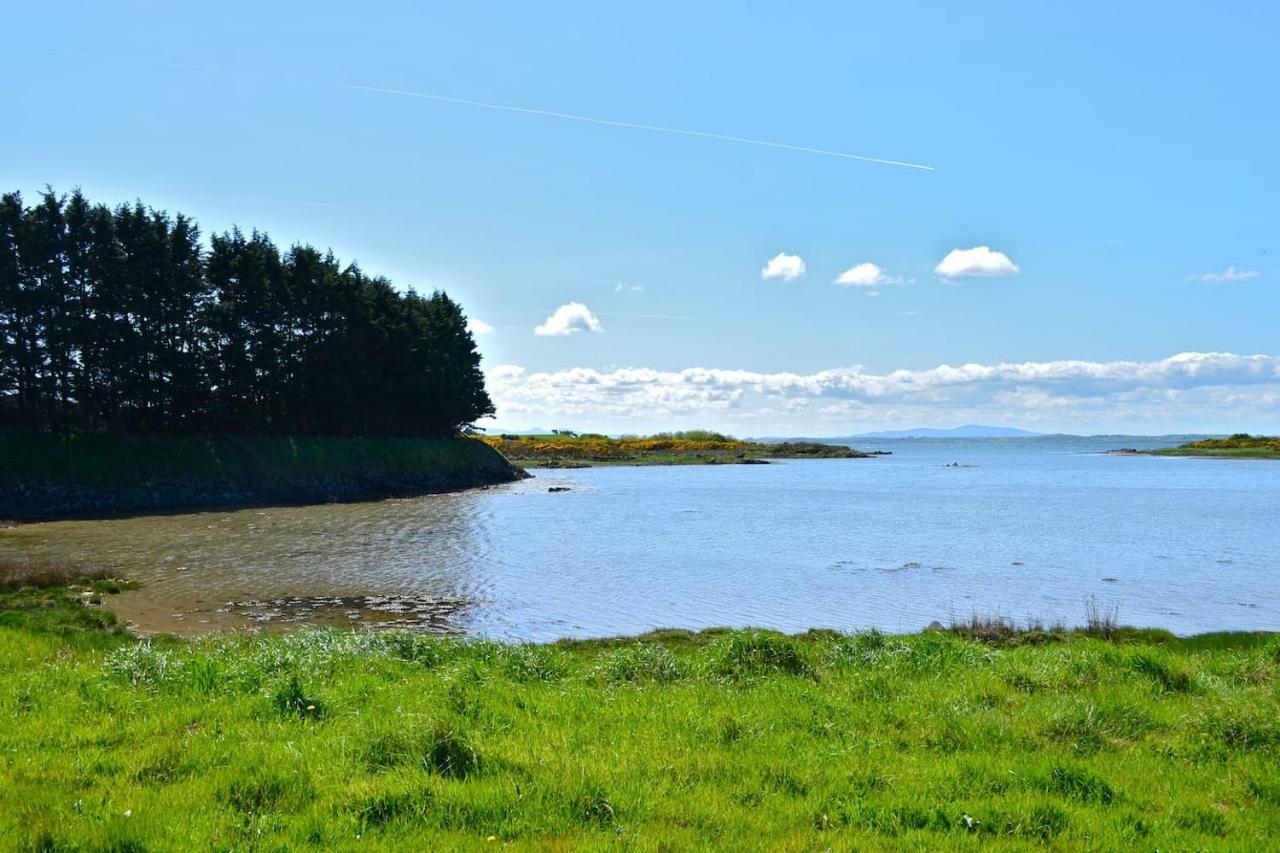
<box><xmin>346</xmin><ymin>84</ymin><xmax>934</xmax><ymax>171</ymax></box>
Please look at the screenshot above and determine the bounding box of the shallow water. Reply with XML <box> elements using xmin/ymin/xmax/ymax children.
<box><xmin>4</xmin><ymin>437</ymin><xmax>1277</xmax><ymax>639</ymax></box>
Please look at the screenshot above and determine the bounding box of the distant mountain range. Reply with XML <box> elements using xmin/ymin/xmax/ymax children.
<box><xmin>851</xmin><ymin>424</ymin><xmax>1043</xmax><ymax>439</ymax></box>
<box><xmin>484</xmin><ymin>427</ymin><xmax>550</xmax><ymax>436</ymax></box>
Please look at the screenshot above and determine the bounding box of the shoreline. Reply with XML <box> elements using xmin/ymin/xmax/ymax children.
<box><xmin>5</xmin><ymin>564</ymin><xmax>1277</xmax><ymax>646</ymax></box>
<box><xmin>1</xmin><ymin>476</ymin><xmax>527</xmax><ymax>527</ymax></box>
<box><xmin>0</xmin><ymin>432</ymin><xmax>529</xmax><ymax>523</ymax></box>
<box><xmin>512</xmin><ymin>456</ymin><xmax>783</xmax><ymax>468</ymax></box>
<box><xmin>482</xmin><ymin>434</ymin><xmax>880</xmax><ymax>468</ymax></box>
<box><xmin>71</xmin><ymin>577</ymin><xmax>1280</xmax><ymax>642</ymax></box>
<box><xmin>1109</xmin><ymin>448</ymin><xmax>1280</xmax><ymax>460</ymax></box>
<box><xmin>1109</xmin><ymin>435</ymin><xmax>1280</xmax><ymax>460</ymax></box>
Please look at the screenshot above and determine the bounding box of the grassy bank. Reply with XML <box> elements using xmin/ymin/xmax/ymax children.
<box><xmin>1</xmin><ymin>580</ymin><xmax>1277</xmax><ymax>848</ymax></box>
<box><xmin>0</xmin><ymin>431</ymin><xmax>526</xmax><ymax>520</ymax></box>
<box><xmin>1147</xmin><ymin>434</ymin><xmax>1280</xmax><ymax>459</ymax></box>
<box><xmin>480</xmin><ymin>431</ymin><xmax>872</xmax><ymax>467</ymax></box>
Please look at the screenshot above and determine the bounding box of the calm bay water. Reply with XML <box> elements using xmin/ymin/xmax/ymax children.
<box><xmin>4</xmin><ymin>437</ymin><xmax>1277</xmax><ymax>639</ymax></box>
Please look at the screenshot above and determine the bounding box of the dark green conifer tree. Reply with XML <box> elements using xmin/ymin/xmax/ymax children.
<box><xmin>0</xmin><ymin>189</ymin><xmax>493</xmax><ymax>437</ymax></box>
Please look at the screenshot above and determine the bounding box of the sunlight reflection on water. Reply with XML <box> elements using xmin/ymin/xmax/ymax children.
<box><xmin>4</xmin><ymin>438</ymin><xmax>1277</xmax><ymax>640</ymax></box>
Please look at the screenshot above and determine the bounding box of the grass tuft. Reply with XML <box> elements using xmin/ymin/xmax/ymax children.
<box><xmin>349</xmin><ymin>781</ymin><xmax>433</xmax><ymax>828</ymax></box>
<box><xmin>362</xmin><ymin>723</ymin><xmax>479</xmax><ymax>778</ymax></box>
<box><xmin>570</xmin><ymin>783</ymin><xmax>617</xmax><ymax>827</ymax></box>
<box><xmin>499</xmin><ymin>644</ymin><xmax>570</xmax><ymax>682</ymax></box>
<box><xmin>221</xmin><ymin>770</ymin><xmax>312</xmax><ymax>815</ymax></box>
<box><xmin>709</xmin><ymin>630</ymin><xmax>812</xmax><ymax>681</ymax></box>
<box><xmin>1084</xmin><ymin>597</ymin><xmax>1120</xmax><ymax>639</ymax></box>
<box><xmin>597</xmin><ymin>643</ymin><xmax>686</xmax><ymax>685</ymax></box>
<box><xmin>271</xmin><ymin>673</ymin><xmax>326</xmax><ymax>719</ymax></box>
<box><xmin>1044</xmin><ymin>699</ymin><xmax>1155</xmax><ymax>753</ymax></box>
<box><xmin>1038</xmin><ymin>762</ymin><xmax>1117</xmax><ymax>804</ymax></box>
<box><xmin>1130</xmin><ymin>650</ymin><xmax>1196</xmax><ymax>693</ymax></box>
<box><xmin>424</xmin><ymin>726</ymin><xmax>481</xmax><ymax>778</ymax></box>
<box><xmin>1197</xmin><ymin>703</ymin><xmax>1280</xmax><ymax>753</ymax></box>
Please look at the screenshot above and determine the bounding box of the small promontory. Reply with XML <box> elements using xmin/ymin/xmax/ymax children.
<box><xmin>0</xmin><ymin>432</ymin><xmax>527</xmax><ymax>521</ymax></box>
<box><xmin>1119</xmin><ymin>434</ymin><xmax>1280</xmax><ymax>460</ymax></box>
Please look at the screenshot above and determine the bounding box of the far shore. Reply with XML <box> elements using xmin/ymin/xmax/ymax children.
<box><xmin>482</xmin><ymin>432</ymin><xmax>880</xmax><ymax>468</ymax></box>
<box><xmin>1110</xmin><ymin>435</ymin><xmax>1280</xmax><ymax>460</ymax></box>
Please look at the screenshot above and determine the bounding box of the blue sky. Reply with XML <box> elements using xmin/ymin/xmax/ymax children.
<box><xmin>4</xmin><ymin>2</ymin><xmax>1277</xmax><ymax>434</ymax></box>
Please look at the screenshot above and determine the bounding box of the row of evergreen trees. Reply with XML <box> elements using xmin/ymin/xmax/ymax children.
<box><xmin>0</xmin><ymin>189</ymin><xmax>493</xmax><ymax>436</ymax></box>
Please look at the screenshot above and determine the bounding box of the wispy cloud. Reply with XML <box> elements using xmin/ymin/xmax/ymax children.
<box><xmin>534</xmin><ymin>302</ymin><xmax>604</xmax><ymax>336</ymax></box>
<box><xmin>762</xmin><ymin>252</ymin><xmax>806</xmax><ymax>281</ymax></box>
<box><xmin>57</xmin><ymin>52</ymin><xmax>936</xmax><ymax>171</ymax></box>
<box><xmin>60</xmin><ymin>53</ymin><xmax>935</xmax><ymax>171</ymax></box>
<box><xmin>467</xmin><ymin>318</ymin><xmax>495</xmax><ymax>335</ymax></box>
<box><xmin>346</xmin><ymin>85</ymin><xmax>934</xmax><ymax>171</ymax></box>
<box><xmin>1197</xmin><ymin>265</ymin><xmax>1260</xmax><ymax>284</ymax></box>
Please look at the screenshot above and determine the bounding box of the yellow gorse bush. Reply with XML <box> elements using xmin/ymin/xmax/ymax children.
<box><xmin>478</xmin><ymin>436</ymin><xmax>752</xmax><ymax>461</ymax></box>
<box><xmin>1184</xmin><ymin>435</ymin><xmax>1280</xmax><ymax>452</ymax></box>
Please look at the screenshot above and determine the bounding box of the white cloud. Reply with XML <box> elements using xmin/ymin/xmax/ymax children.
<box><xmin>934</xmin><ymin>246</ymin><xmax>1019</xmax><ymax>279</ymax></box>
<box><xmin>762</xmin><ymin>252</ymin><xmax>806</xmax><ymax>281</ymax></box>
<box><xmin>835</xmin><ymin>262</ymin><xmax>904</xmax><ymax>288</ymax></box>
<box><xmin>534</xmin><ymin>302</ymin><xmax>604</xmax><ymax>336</ymax></box>
<box><xmin>1198</xmin><ymin>265</ymin><xmax>1260</xmax><ymax>284</ymax></box>
<box><xmin>467</xmin><ymin>318</ymin><xmax>495</xmax><ymax>335</ymax></box>
<box><xmin>484</xmin><ymin>352</ymin><xmax>1280</xmax><ymax>433</ymax></box>
<box><xmin>614</xmin><ymin>282</ymin><xmax>645</xmax><ymax>293</ymax></box>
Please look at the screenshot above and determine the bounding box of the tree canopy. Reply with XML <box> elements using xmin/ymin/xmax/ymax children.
<box><xmin>0</xmin><ymin>189</ymin><xmax>492</xmax><ymax>436</ymax></box>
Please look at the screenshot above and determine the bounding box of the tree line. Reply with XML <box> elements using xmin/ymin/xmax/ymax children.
<box><xmin>0</xmin><ymin>189</ymin><xmax>492</xmax><ymax>436</ymax></box>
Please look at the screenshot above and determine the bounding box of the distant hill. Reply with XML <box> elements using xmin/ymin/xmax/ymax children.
<box><xmin>484</xmin><ymin>427</ymin><xmax>550</xmax><ymax>436</ymax></box>
<box><xmin>853</xmin><ymin>424</ymin><xmax>1044</xmax><ymax>439</ymax></box>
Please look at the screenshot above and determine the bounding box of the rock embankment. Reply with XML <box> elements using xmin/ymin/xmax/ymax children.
<box><xmin>0</xmin><ymin>434</ymin><xmax>528</xmax><ymax>521</ymax></box>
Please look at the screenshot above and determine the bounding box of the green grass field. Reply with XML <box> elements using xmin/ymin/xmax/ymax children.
<box><xmin>1</xmin><ymin>576</ymin><xmax>1278</xmax><ymax>849</ymax></box>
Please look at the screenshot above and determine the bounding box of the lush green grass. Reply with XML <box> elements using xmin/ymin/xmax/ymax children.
<box><xmin>481</xmin><ymin>434</ymin><xmax>870</xmax><ymax>467</ymax></box>
<box><xmin>1</xmin><ymin>584</ymin><xmax>1277</xmax><ymax>849</ymax></box>
<box><xmin>1150</xmin><ymin>434</ymin><xmax>1280</xmax><ymax>459</ymax></box>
